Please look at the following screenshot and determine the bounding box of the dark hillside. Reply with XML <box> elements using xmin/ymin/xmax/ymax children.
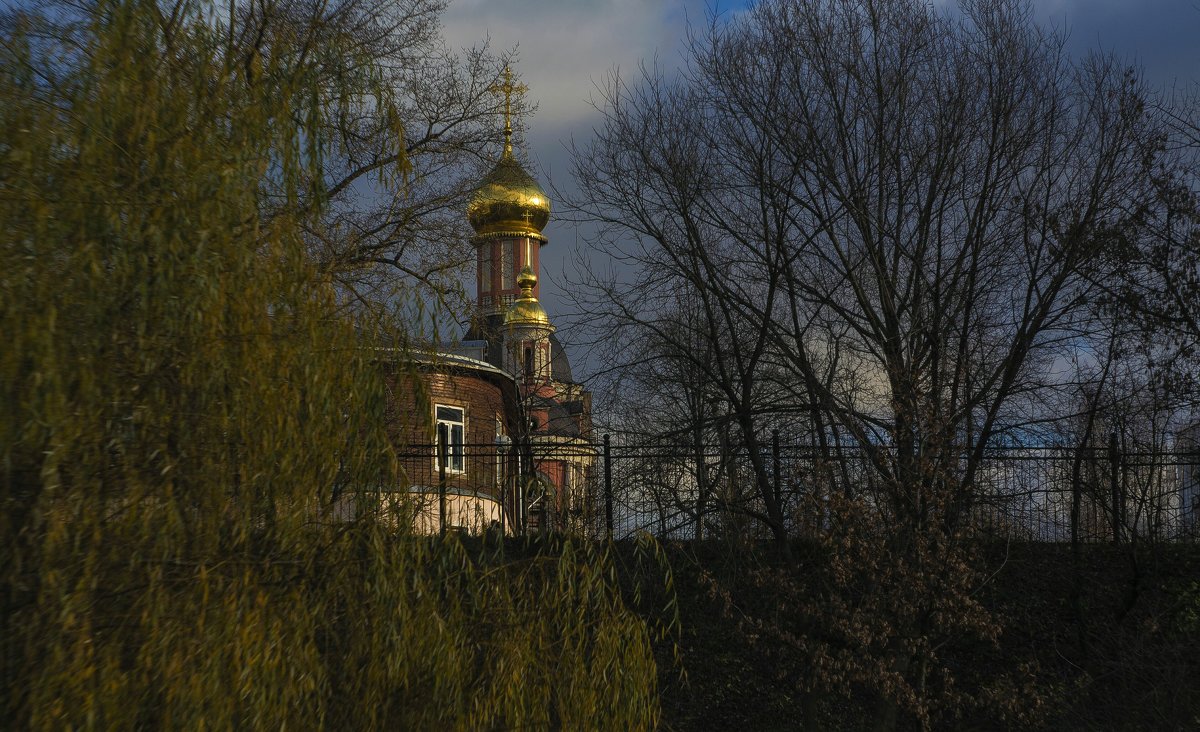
<box><xmin>619</xmin><ymin>541</ymin><xmax>1200</xmax><ymax>731</ymax></box>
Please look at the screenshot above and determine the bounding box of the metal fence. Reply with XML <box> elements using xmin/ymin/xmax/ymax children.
<box><xmin>394</xmin><ymin>434</ymin><xmax>1200</xmax><ymax>543</ymax></box>
<box><xmin>392</xmin><ymin>433</ymin><xmax>599</xmax><ymax>536</ymax></box>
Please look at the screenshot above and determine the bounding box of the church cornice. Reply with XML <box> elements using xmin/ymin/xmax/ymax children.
<box><xmin>470</xmin><ymin>230</ymin><xmax>547</xmax><ymax>245</ymax></box>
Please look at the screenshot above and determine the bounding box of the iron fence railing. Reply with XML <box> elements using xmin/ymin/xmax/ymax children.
<box><xmin>391</xmin><ymin>435</ymin><xmax>1200</xmax><ymax>543</ymax></box>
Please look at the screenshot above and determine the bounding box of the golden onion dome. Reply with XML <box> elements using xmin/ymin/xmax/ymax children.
<box><xmin>467</xmin><ymin>148</ymin><xmax>551</xmax><ymax>236</ymax></box>
<box><xmin>505</xmin><ymin>266</ymin><xmax>551</xmax><ymax>327</ymax></box>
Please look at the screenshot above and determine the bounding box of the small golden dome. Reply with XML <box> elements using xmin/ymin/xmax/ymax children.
<box><xmin>467</xmin><ymin>149</ymin><xmax>551</xmax><ymax>236</ymax></box>
<box><xmin>505</xmin><ymin>265</ymin><xmax>551</xmax><ymax>327</ymax></box>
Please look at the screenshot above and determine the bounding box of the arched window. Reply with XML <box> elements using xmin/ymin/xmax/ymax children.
<box><xmin>479</xmin><ymin>246</ymin><xmax>492</xmax><ymax>295</ymax></box>
<box><xmin>524</xmin><ymin>346</ymin><xmax>534</xmax><ymax>379</ymax></box>
<box><xmin>501</xmin><ymin>241</ymin><xmax>514</xmax><ymax>289</ymax></box>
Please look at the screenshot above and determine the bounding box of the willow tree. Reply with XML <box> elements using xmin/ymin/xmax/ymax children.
<box><xmin>14</xmin><ymin>0</ymin><xmax>515</xmax><ymax>317</ymax></box>
<box><xmin>0</xmin><ymin>1</ymin><xmax>659</xmax><ymax>728</ymax></box>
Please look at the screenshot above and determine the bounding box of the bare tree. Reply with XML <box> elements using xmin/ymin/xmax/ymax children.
<box><xmin>567</xmin><ymin>65</ymin><xmax>817</xmax><ymax>551</ymax></box>
<box><xmin>228</xmin><ymin>0</ymin><xmax>524</xmax><ymax>315</ymax></box>
<box><xmin>585</xmin><ymin>283</ymin><xmax>772</xmax><ymax>540</ymax></box>
<box><xmin>569</xmin><ymin>0</ymin><xmax>1172</xmax><ymax>725</ymax></box>
<box><xmin>573</xmin><ymin>0</ymin><xmax>1165</xmax><ymax>536</ymax></box>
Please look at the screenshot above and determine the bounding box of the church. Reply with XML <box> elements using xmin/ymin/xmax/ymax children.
<box><xmin>389</xmin><ymin>72</ymin><xmax>595</xmax><ymax>537</ymax></box>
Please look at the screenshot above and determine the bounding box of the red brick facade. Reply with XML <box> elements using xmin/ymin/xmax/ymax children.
<box><xmin>383</xmin><ymin>354</ymin><xmax>523</xmax><ymax>532</ymax></box>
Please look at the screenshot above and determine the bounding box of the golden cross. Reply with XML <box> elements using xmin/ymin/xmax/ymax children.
<box><xmin>490</xmin><ymin>66</ymin><xmax>527</xmax><ymax>154</ymax></box>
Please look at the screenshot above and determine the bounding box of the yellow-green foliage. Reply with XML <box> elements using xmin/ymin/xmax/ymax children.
<box><xmin>0</xmin><ymin>0</ymin><xmax>658</xmax><ymax>728</ymax></box>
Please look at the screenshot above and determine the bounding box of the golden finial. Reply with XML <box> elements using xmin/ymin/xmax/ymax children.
<box><xmin>490</xmin><ymin>65</ymin><xmax>527</xmax><ymax>155</ymax></box>
<box><xmin>517</xmin><ymin>264</ymin><xmax>537</xmax><ymax>293</ymax></box>
<box><xmin>505</xmin><ymin>265</ymin><xmax>551</xmax><ymax>326</ymax></box>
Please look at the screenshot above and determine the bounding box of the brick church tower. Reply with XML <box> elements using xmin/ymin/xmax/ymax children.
<box><xmin>464</xmin><ymin>69</ymin><xmax>596</xmax><ymax>535</ymax></box>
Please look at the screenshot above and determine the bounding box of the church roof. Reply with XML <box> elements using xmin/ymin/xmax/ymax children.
<box><xmin>466</xmin><ymin>67</ymin><xmax>550</xmax><ymax>238</ymax></box>
<box><xmin>548</xmin><ymin>333</ymin><xmax>572</xmax><ymax>383</ymax></box>
<box><xmin>467</xmin><ymin>149</ymin><xmax>550</xmax><ymax>237</ymax></box>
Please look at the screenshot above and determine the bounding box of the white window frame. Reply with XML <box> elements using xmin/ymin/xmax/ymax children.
<box><xmin>435</xmin><ymin>404</ymin><xmax>466</xmax><ymax>475</ymax></box>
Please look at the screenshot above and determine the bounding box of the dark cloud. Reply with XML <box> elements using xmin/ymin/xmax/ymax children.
<box><xmin>446</xmin><ymin>0</ymin><xmax>1200</xmax><ymax>379</ymax></box>
<box><xmin>1048</xmin><ymin>0</ymin><xmax>1199</xmax><ymax>90</ymax></box>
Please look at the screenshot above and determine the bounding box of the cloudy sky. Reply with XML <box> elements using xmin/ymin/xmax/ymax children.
<box><xmin>441</xmin><ymin>0</ymin><xmax>712</xmax><ymax>331</ymax></box>
<box><xmin>440</xmin><ymin>0</ymin><xmax>1200</xmax><ymax>374</ymax></box>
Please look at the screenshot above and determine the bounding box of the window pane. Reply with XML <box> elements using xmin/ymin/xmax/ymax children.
<box><xmin>479</xmin><ymin>246</ymin><xmax>491</xmax><ymax>293</ymax></box>
<box><xmin>437</xmin><ymin>406</ymin><xmax>463</xmax><ymax>422</ymax></box>
<box><xmin>451</xmin><ymin>424</ymin><xmax>464</xmax><ymax>470</ymax></box>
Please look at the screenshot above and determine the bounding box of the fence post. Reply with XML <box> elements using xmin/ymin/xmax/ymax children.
<box><xmin>604</xmin><ymin>434</ymin><xmax>614</xmax><ymax>542</ymax></box>
<box><xmin>772</xmin><ymin>429</ymin><xmax>782</xmax><ymax>512</ymax></box>
<box><xmin>438</xmin><ymin>422</ymin><xmax>448</xmax><ymax>536</ymax></box>
<box><xmin>1109</xmin><ymin>431</ymin><xmax>1121</xmax><ymax>544</ymax></box>
<box><xmin>694</xmin><ymin>426</ymin><xmax>707</xmax><ymax>542</ymax></box>
<box><xmin>1070</xmin><ymin>445</ymin><xmax>1082</xmax><ymax>545</ymax></box>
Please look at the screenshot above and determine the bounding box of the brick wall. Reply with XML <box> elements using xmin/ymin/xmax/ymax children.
<box><xmin>383</xmin><ymin>363</ymin><xmax>518</xmax><ymax>522</ymax></box>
